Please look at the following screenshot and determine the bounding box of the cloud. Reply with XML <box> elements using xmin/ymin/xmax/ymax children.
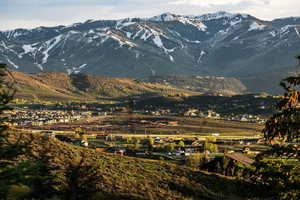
<box><xmin>170</xmin><ymin>0</ymin><xmax>249</xmax><ymax>6</ymax></box>
<box><xmin>0</xmin><ymin>0</ymin><xmax>299</xmax><ymax>30</ymax></box>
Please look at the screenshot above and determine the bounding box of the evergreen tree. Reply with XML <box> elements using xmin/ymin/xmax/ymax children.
<box><xmin>0</xmin><ymin>63</ymin><xmax>21</xmax><ymax>198</ymax></box>
<box><xmin>0</xmin><ymin>64</ymin><xmax>57</xmax><ymax>199</ymax></box>
<box><xmin>249</xmin><ymin>56</ymin><xmax>300</xmax><ymax>199</ymax></box>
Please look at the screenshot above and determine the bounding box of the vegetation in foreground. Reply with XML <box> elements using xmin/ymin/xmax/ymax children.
<box><xmin>2</xmin><ymin>132</ymin><xmax>263</xmax><ymax>200</ymax></box>
<box><xmin>0</xmin><ymin>63</ymin><xmax>264</xmax><ymax>200</ymax></box>
<box><xmin>1</xmin><ymin>54</ymin><xmax>300</xmax><ymax>200</ymax></box>
<box><xmin>244</xmin><ymin>56</ymin><xmax>300</xmax><ymax>200</ymax></box>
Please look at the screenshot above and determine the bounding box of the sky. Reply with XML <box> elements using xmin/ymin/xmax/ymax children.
<box><xmin>0</xmin><ymin>0</ymin><xmax>299</xmax><ymax>30</ymax></box>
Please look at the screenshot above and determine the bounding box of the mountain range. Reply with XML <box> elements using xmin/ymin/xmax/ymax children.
<box><xmin>1</xmin><ymin>11</ymin><xmax>300</xmax><ymax>93</ymax></box>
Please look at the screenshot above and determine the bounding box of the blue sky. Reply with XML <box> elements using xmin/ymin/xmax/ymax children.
<box><xmin>0</xmin><ymin>0</ymin><xmax>299</xmax><ymax>30</ymax></box>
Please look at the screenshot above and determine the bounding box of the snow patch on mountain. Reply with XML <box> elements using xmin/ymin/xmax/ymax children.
<box><xmin>78</xmin><ymin>64</ymin><xmax>87</xmax><ymax>69</ymax></box>
<box><xmin>42</xmin><ymin>34</ymin><xmax>63</xmax><ymax>64</ymax></box>
<box><xmin>4</xmin><ymin>29</ymin><xmax>27</xmax><ymax>39</ymax></box>
<box><xmin>149</xmin><ymin>12</ymin><xmax>177</xmax><ymax>22</ymax></box>
<box><xmin>186</xmin><ymin>39</ymin><xmax>201</xmax><ymax>44</ymax></box>
<box><xmin>153</xmin><ymin>35</ymin><xmax>163</xmax><ymax>48</ymax></box>
<box><xmin>126</xmin><ymin>32</ymin><xmax>132</xmax><ymax>38</ymax></box>
<box><xmin>248</xmin><ymin>22</ymin><xmax>266</xmax><ymax>31</ymax></box>
<box><xmin>116</xmin><ymin>18</ymin><xmax>136</xmax><ymax>30</ymax></box>
<box><xmin>197</xmin><ymin>11</ymin><xmax>238</xmax><ymax>21</ymax></box>
<box><xmin>22</xmin><ymin>44</ymin><xmax>36</xmax><ymax>55</ymax></box>
<box><xmin>140</xmin><ymin>30</ymin><xmax>153</xmax><ymax>41</ymax></box>
<box><xmin>152</xmin><ymin>34</ymin><xmax>176</xmax><ymax>53</ymax></box>
<box><xmin>93</xmin><ymin>32</ymin><xmax>110</xmax><ymax>44</ymax></box>
<box><xmin>150</xmin><ymin>68</ymin><xmax>156</xmax><ymax>76</ymax></box>
<box><xmin>169</xmin><ymin>55</ymin><xmax>174</xmax><ymax>62</ymax></box>
<box><xmin>66</xmin><ymin>63</ymin><xmax>88</xmax><ymax>74</ymax></box>
<box><xmin>0</xmin><ymin>41</ymin><xmax>19</xmax><ymax>57</ymax></box>
<box><xmin>107</xmin><ymin>31</ymin><xmax>137</xmax><ymax>47</ymax></box>
<box><xmin>217</xmin><ymin>29</ymin><xmax>228</xmax><ymax>35</ymax></box>
<box><xmin>294</xmin><ymin>27</ymin><xmax>300</xmax><ymax>38</ymax></box>
<box><xmin>269</xmin><ymin>31</ymin><xmax>276</xmax><ymax>37</ymax></box>
<box><xmin>177</xmin><ymin>17</ymin><xmax>207</xmax><ymax>31</ymax></box>
<box><xmin>5</xmin><ymin>56</ymin><xmax>18</xmax><ymax>69</ymax></box>
<box><xmin>20</xmin><ymin>44</ymin><xmax>39</xmax><ymax>58</ymax></box>
<box><xmin>279</xmin><ymin>25</ymin><xmax>298</xmax><ymax>37</ymax></box>
<box><xmin>36</xmin><ymin>64</ymin><xmax>44</xmax><ymax>71</ymax></box>
<box><xmin>130</xmin><ymin>24</ymin><xmax>176</xmax><ymax>53</ymax></box>
<box><xmin>230</xmin><ymin>18</ymin><xmax>242</xmax><ymax>26</ymax></box>
<box><xmin>197</xmin><ymin>51</ymin><xmax>206</xmax><ymax>64</ymax></box>
<box><xmin>149</xmin><ymin>13</ymin><xmax>207</xmax><ymax>31</ymax></box>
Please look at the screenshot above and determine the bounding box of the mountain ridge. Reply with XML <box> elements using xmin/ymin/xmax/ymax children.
<box><xmin>1</xmin><ymin>11</ymin><xmax>299</xmax><ymax>94</ymax></box>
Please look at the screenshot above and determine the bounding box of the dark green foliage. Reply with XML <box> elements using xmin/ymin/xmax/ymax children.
<box><xmin>0</xmin><ymin>64</ymin><xmax>55</xmax><ymax>199</ymax></box>
<box><xmin>248</xmin><ymin>56</ymin><xmax>300</xmax><ymax>200</ymax></box>
<box><xmin>55</xmin><ymin>154</ymin><xmax>105</xmax><ymax>200</ymax></box>
<box><xmin>0</xmin><ymin>64</ymin><xmax>106</xmax><ymax>199</ymax></box>
<box><xmin>0</xmin><ymin>63</ymin><xmax>20</xmax><ymax>198</ymax></box>
<box><xmin>0</xmin><ymin>63</ymin><xmax>15</xmax><ymax>144</ymax></box>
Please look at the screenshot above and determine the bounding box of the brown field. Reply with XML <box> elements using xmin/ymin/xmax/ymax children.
<box><xmin>20</xmin><ymin>114</ymin><xmax>263</xmax><ymax>137</ymax></box>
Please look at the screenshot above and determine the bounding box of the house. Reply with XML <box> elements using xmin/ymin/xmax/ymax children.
<box><xmin>183</xmin><ymin>109</ymin><xmax>199</xmax><ymax>117</ymax></box>
<box><xmin>225</xmin><ymin>153</ymin><xmax>255</xmax><ymax>167</ymax></box>
<box><xmin>105</xmin><ymin>147</ymin><xmax>126</xmax><ymax>155</ymax></box>
<box><xmin>81</xmin><ymin>140</ymin><xmax>89</xmax><ymax>147</ymax></box>
<box><xmin>95</xmin><ymin>147</ymin><xmax>109</xmax><ymax>152</ymax></box>
<box><xmin>55</xmin><ymin>135</ymin><xmax>72</xmax><ymax>143</ymax></box>
<box><xmin>191</xmin><ymin>140</ymin><xmax>204</xmax><ymax>146</ymax></box>
<box><xmin>96</xmin><ymin>134</ymin><xmax>108</xmax><ymax>140</ymax></box>
<box><xmin>242</xmin><ymin>147</ymin><xmax>251</xmax><ymax>154</ymax></box>
<box><xmin>201</xmin><ymin>153</ymin><xmax>255</xmax><ymax>176</ymax></box>
<box><xmin>168</xmin><ymin>121</ymin><xmax>178</xmax><ymax>126</ymax></box>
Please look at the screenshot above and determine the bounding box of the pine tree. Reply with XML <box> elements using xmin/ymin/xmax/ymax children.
<box><xmin>0</xmin><ymin>63</ymin><xmax>20</xmax><ymax>197</ymax></box>
<box><xmin>0</xmin><ymin>64</ymin><xmax>57</xmax><ymax>199</ymax></box>
<box><xmin>250</xmin><ymin>56</ymin><xmax>300</xmax><ymax>199</ymax></box>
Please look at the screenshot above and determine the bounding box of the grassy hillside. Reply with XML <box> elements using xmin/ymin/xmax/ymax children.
<box><xmin>5</xmin><ymin>71</ymin><xmax>200</xmax><ymax>102</ymax></box>
<box><xmin>6</xmin><ymin>131</ymin><xmax>262</xmax><ymax>200</ymax></box>
<box><xmin>141</xmin><ymin>75</ymin><xmax>247</xmax><ymax>95</ymax></box>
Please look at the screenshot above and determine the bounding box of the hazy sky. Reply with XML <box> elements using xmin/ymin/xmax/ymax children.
<box><xmin>0</xmin><ymin>0</ymin><xmax>299</xmax><ymax>30</ymax></box>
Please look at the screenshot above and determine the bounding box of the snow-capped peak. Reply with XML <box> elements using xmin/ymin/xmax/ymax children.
<box><xmin>148</xmin><ymin>12</ymin><xmax>178</xmax><ymax>22</ymax></box>
<box><xmin>147</xmin><ymin>13</ymin><xmax>207</xmax><ymax>31</ymax></box>
<box><xmin>196</xmin><ymin>11</ymin><xmax>249</xmax><ymax>21</ymax></box>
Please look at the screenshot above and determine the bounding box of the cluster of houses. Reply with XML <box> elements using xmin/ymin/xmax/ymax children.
<box><xmin>127</xmin><ymin>119</ymin><xmax>179</xmax><ymax>127</ymax></box>
<box><xmin>222</xmin><ymin>114</ymin><xmax>266</xmax><ymax>124</ymax></box>
<box><xmin>182</xmin><ymin>109</ymin><xmax>265</xmax><ymax>123</ymax></box>
<box><xmin>92</xmin><ymin>134</ymin><xmax>263</xmax><ymax>156</ymax></box>
<box><xmin>128</xmin><ymin>107</ymin><xmax>265</xmax><ymax>123</ymax></box>
<box><xmin>5</xmin><ymin>110</ymin><xmax>94</xmax><ymax>126</ymax></box>
<box><xmin>38</xmin><ymin>130</ymin><xmax>263</xmax><ymax>172</ymax></box>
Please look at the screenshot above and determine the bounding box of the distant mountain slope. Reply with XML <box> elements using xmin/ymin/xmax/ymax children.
<box><xmin>0</xmin><ymin>11</ymin><xmax>299</xmax><ymax>80</ymax></box>
<box><xmin>6</xmin><ymin>71</ymin><xmax>200</xmax><ymax>102</ymax></box>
